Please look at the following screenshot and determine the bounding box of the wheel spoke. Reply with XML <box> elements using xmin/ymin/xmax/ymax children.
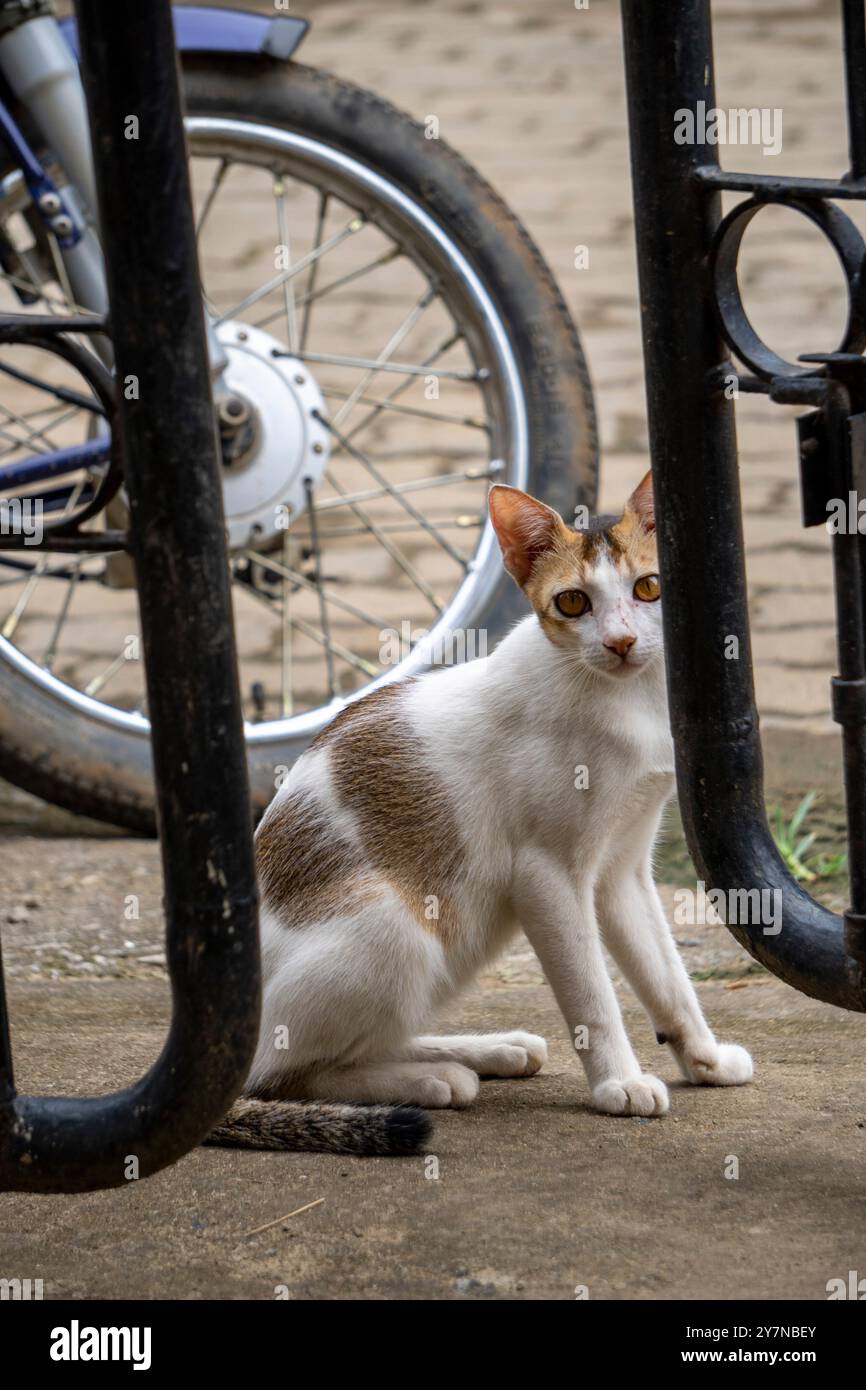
<box><xmin>320</xmin><ymin>464</ymin><xmax>443</xmax><ymax>613</ymax></box>
<box><xmin>315</xmin><ymin>412</ymin><xmax>469</xmax><ymax>567</ymax></box>
<box><xmin>1</xmin><ymin>561</ymin><xmax>46</xmax><ymax>635</ymax></box>
<box><xmin>0</xmin><ymin>358</ymin><xmax>106</xmax><ymax>414</ymax></box>
<box><xmin>295</xmin><ymin>350</ymin><xmax>477</xmax><ymax>381</ymax></box>
<box><xmin>340</xmin><ymin>331</ymin><xmax>464</xmax><ymax>447</ymax></box>
<box><xmin>0</xmin><ymin>265</ymin><xmax>42</xmax><ymax>301</ymax></box>
<box><xmin>315</xmin><ymin>515</ymin><xmax>483</xmax><ymax>539</ymax></box>
<box><xmin>280</xmin><ymin>528</ymin><xmax>293</xmax><ymax>717</ymax></box>
<box><xmin>239</xmin><ymin>547</ymin><xmax>394</xmax><ymax>631</ymax></box>
<box><xmin>17</xmin><ymin>400</ymin><xmax>81</xmax><ymax>422</ymax></box>
<box><xmin>0</xmin><ymin>421</ymin><xmax>49</xmax><ymax>456</ymax></box>
<box><xmin>311</xmin><ymin>463</ymin><xmax>502</xmax><ymax>512</ymax></box>
<box><xmin>330</xmin><ymin>286</ymin><xmax>436</xmax><ymax>432</ymax></box>
<box><xmin>303</xmin><ymin>476</ymin><xmax>338</xmax><ymax>699</ymax></box>
<box><xmin>0</xmin><ymin>400</ymin><xmax>80</xmax><ymax>456</ymax></box>
<box><xmin>299</xmin><ymin>190</ymin><xmax>328</xmax><ymax>354</ymax></box>
<box><xmin>0</xmin><ymin>266</ymin><xmax>76</xmax><ymax>313</ymax></box>
<box><xmin>1</xmin><ymin>478</ymin><xmax>85</xmax><ymax>638</ymax></box>
<box><xmin>297</xmin><ymin>247</ymin><xmax>402</xmax><ymax>312</ymax></box>
<box><xmin>196</xmin><ymin>157</ymin><xmax>229</xmax><ymax>242</ymax></box>
<box><xmin>241</xmin><ymin>574</ymin><xmax>380</xmax><ymax>681</ymax></box>
<box><xmin>43</xmin><ymin>556</ymin><xmax>82</xmax><ymax>671</ymax></box>
<box><xmin>45</xmin><ymin>232</ymin><xmax>84</xmax><ymax>316</ymax></box>
<box><xmin>273</xmin><ymin>176</ymin><xmax>299</xmax><ymax>354</ymax></box>
<box><xmin>320</xmin><ymin>384</ymin><xmax>489</xmax><ymax>431</ymax></box>
<box><xmin>83</xmin><ymin>646</ymin><xmax>128</xmax><ymax>698</ymax></box>
<box><xmin>214</xmin><ymin>216</ymin><xmax>365</xmax><ymax>326</ymax></box>
<box><xmin>254</xmin><ymin>247</ymin><xmax>401</xmax><ymax>334</ymax></box>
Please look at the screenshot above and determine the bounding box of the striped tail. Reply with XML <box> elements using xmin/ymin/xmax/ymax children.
<box><xmin>206</xmin><ymin>1097</ymin><xmax>432</xmax><ymax>1157</ymax></box>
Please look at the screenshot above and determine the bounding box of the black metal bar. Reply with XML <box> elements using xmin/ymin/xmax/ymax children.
<box><xmin>620</xmin><ymin>0</ymin><xmax>866</xmax><ymax>1012</ymax></box>
<box><xmin>0</xmin><ymin>939</ymin><xmax>13</xmax><ymax>1107</ymax></box>
<box><xmin>0</xmin><ymin>313</ymin><xmax>107</xmax><ymax>338</ymax></box>
<box><xmin>805</xmin><ymin>359</ymin><xmax>866</xmax><ymax>934</ymax></box>
<box><xmin>694</xmin><ymin>169</ymin><xmax>866</xmax><ymax>198</ymax></box>
<box><xmin>842</xmin><ymin>0</ymin><xmax>866</xmax><ymax>180</ymax></box>
<box><xmin>825</xmin><ymin>384</ymin><xmax>866</xmax><ymax>914</ymax></box>
<box><xmin>0</xmin><ymin>0</ymin><xmax>260</xmax><ymax>1192</ymax></box>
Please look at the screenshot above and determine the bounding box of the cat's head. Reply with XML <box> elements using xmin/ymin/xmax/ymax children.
<box><xmin>489</xmin><ymin>472</ymin><xmax>663</xmax><ymax>679</ymax></box>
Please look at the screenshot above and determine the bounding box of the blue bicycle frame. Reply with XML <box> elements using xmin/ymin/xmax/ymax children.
<box><xmin>0</xmin><ymin>4</ymin><xmax>307</xmax><ymax>536</ymax></box>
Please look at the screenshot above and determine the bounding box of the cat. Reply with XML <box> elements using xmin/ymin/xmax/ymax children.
<box><xmin>209</xmin><ymin>471</ymin><xmax>752</xmax><ymax>1155</ymax></box>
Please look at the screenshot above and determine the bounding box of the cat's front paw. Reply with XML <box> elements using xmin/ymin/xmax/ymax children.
<box><xmin>496</xmin><ymin>1031</ymin><xmax>548</xmax><ymax>1075</ymax></box>
<box><xmin>682</xmin><ymin>1042</ymin><xmax>753</xmax><ymax>1087</ymax></box>
<box><xmin>592</xmin><ymin>1073</ymin><xmax>669</xmax><ymax>1117</ymax></box>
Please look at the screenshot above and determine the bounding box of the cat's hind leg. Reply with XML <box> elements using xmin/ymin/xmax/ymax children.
<box><xmin>308</xmin><ymin>1031</ymin><xmax>550</xmax><ymax>1106</ymax></box>
<box><xmin>247</xmin><ymin>887</ymin><xmax>452</xmax><ymax>1101</ymax></box>
<box><xmin>403</xmin><ymin>1032</ymin><xmax>548</xmax><ymax>1077</ymax></box>
<box><xmin>306</xmin><ymin>1059</ymin><xmax>480</xmax><ymax>1108</ymax></box>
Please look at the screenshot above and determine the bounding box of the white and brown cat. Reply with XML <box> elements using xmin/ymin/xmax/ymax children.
<box><xmin>210</xmin><ymin>472</ymin><xmax>752</xmax><ymax>1156</ymax></box>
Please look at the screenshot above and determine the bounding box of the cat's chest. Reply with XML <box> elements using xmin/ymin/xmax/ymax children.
<box><xmin>566</xmin><ymin>713</ymin><xmax>675</xmax><ymax>834</ymax></box>
<box><xmin>570</xmin><ymin>758</ymin><xmax>675</xmax><ymax>863</ymax></box>
<box><xmin>569</xmin><ymin>703</ymin><xmax>675</xmax><ymax>787</ymax></box>
<box><xmin>517</xmin><ymin>724</ymin><xmax>675</xmax><ymax>851</ymax></box>
<box><xmin>591</xmin><ymin>758</ymin><xmax>675</xmax><ymax>823</ymax></box>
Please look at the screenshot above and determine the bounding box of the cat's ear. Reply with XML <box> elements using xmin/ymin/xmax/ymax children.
<box><xmin>625</xmin><ymin>470</ymin><xmax>655</xmax><ymax>532</ymax></box>
<box><xmin>489</xmin><ymin>484</ymin><xmax>566</xmax><ymax>586</ymax></box>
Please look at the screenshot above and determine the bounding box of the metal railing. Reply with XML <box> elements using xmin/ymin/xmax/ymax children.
<box><xmin>621</xmin><ymin>0</ymin><xmax>866</xmax><ymax>1010</ymax></box>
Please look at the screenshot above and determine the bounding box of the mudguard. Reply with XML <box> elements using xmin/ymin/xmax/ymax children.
<box><xmin>60</xmin><ymin>6</ymin><xmax>309</xmax><ymax>63</ymax></box>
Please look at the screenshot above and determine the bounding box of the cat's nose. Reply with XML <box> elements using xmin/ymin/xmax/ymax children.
<box><xmin>604</xmin><ymin>633</ymin><xmax>636</xmax><ymax>658</ymax></box>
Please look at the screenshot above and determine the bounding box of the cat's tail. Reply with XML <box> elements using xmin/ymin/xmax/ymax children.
<box><xmin>205</xmin><ymin>1097</ymin><xmax>432</xmax><ymax>1157</ymax></box>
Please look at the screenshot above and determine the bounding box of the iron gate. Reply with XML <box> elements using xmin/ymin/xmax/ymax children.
<box><xmin>622</xmin><ymin>0</ymin><xmax>866</xmax><ymax>1010</ymax></box>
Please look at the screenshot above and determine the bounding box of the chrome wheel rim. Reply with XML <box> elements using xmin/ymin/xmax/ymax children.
<box><xmin>0</xmin><ymin>117</ymin><xmax>528</xmax><ymax>745</ymax></box>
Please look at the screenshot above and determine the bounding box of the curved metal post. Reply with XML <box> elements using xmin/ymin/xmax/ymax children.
<box><xmin>620</xmin><ymin>0</ymin><xmax>866</xmax><ymax>1011</ymax></box>
<box><xmin>0</xmin><ymin>0</ymin><xmax>260</xmax><ymax>1192</ymax></box>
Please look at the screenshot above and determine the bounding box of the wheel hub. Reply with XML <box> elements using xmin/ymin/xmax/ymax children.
<box><xmin>215</xmin><ymin>320</ymin><xmax>331</xmax><ymax>549</ymax></box>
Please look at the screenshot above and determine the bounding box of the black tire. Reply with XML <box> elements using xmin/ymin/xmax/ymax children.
<box><xmin>0</xmin><ymin>55</ymin><xmax>597</xmax><ymax>834</ymax></box>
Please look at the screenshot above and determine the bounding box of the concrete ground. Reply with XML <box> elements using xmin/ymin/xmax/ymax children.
<box><xmin>2</xmin><ymin>0</ymin><xmax>866</xmax><ymax>1300</ymax></box>
<box><xmin>4</xmin><ymin>975</ymin><xmax>866</xmax><ymax>1302</ymax></box>
<box><xmin>3</xmin><ymin>880</ymin><xmax>866</xmax><ymax>1302</ymax></box>
<box><xmin>2</xmin><ymin>729</ymin><xmax>864</xmax><ymax>1301</ymax></box>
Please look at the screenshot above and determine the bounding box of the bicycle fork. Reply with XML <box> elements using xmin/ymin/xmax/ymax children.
<box><xmin>0</xmin><ymin>2</ymin><xmax>227</xmax><ymax>378</ymax></box>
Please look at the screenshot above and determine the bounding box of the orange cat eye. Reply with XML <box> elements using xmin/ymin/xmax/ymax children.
<box><xmin>634</xmin><ymin>574</ymin><xmax>660</xmax><ymax>602</ymax></box>
<box><xmin>555</xmin><ymin>589</ymin><xmax>591</xmax><ymax>617</ymax></box>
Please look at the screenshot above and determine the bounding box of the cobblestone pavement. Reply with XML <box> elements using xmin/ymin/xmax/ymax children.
<box><xmin>1</xmin><ymin>0</ymin><xmax>852</xmax><ymax>758</ymax></box>
<box><xmin>291</xmin><ymin>0</ymin><xmax>856</xmax><ymax>731</ymax></box>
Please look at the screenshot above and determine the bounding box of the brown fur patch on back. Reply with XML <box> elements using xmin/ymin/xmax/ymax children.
<box><xmin>257</xmin><ymin>682</ymin><xmax>466</xmax><ymax>942</ymax></box>
<box><xmin>321</xmin><ymin>682</ymin><xmax>465</xmax><ymax>942</ymax></box>
<box><xmin>256</xmin><ymin>788</ymin><xmax>383</xmax><ymax>926</ymax></box>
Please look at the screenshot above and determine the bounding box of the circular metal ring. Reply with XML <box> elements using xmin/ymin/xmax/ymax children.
<box><xmin>0</xmin><ymin>324</ymin><xmax>122</xmax><ymax>547</ymax></box>
<box><xmin>709</xmin><ymin>196</ymin><xmax>866</xmax><ymax>379</ymax></box>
